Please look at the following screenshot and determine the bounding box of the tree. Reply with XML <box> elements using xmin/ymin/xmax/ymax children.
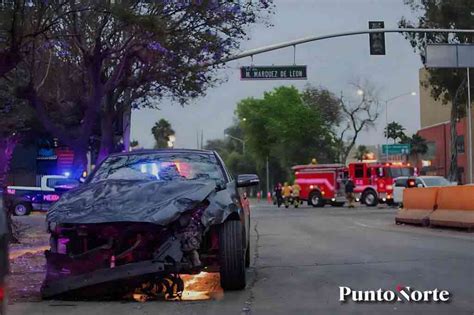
<box><xmin>0</xmin><ymin>1</ymin><xmax>69</xmax><ymax>77</ymax></box>
<box><xmin>384</xmin><ymin>121</ymin><xmax>407</xmax><ymax>143</ymax></box>
<box><xmin>9</xmin><ymin>1</ymin><xmax>273</xmax><ymax>174</ymax></box>
<box><xmin>301</xmin><ymin>85</ymin><xmax>342</xmax><ymax>129</ymax></box>
<box><xmin>89</xmin><ymin>1</ymin><xmax>274</xmax><ymax>162</ymax></box>
<box><xmin>152</xmin><ymin>119</ymin><xmax>175</xmax><ymax>149</ymax></box>
<box><xmin>402</xmin><ymin>134</ymin><xmax>428</xmax><ymax>164</ymax></box>
<box><xmin>338</xmin><ymin>80</ymin><xmax>381</xmax><ymax>164</ymax></box>
<box><xmin>400</xmin><ymin>0</ymin><xmax>473</xmax><ymax>181</ymax></box>
<box><xmin>353</xmin><ymin>145</ymin><xmax>370</xmax><ymax>162</ymax></box>
<box><xmin>236</xmin><ymin>86</ymin><xmax>337</xmax><ymax>184</ymax></box>
<box><xmin>130</xmin><ymin>139</ymin><xmax>139</xmax><ymax>148</ymax></box>
<box><xmin>205</xmin><ymin>121</ymin><xmax>258</xmax><ymax>177</ymax></box>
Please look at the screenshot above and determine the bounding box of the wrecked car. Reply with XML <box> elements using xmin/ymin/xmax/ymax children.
<box><xmin>41</xmin><ymin>149</ymin><xmax>259</xmax><ymax>299</ymax></box>
<box><xmin>0</xmin><ymin>190</ymin><xmax>8</xmax><ymax>314</ymax></box>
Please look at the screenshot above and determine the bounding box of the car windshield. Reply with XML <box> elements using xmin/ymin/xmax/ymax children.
<box><xmin>387</xmin><ymin>167</ymin><xmax>414</xmax><ymax>178</ymax></box>
<box><xmin>90</xmin><ymin>152</ymin><xmax>225</xmax><ymax>185</ymax></box>
<box><xmin>422</xmin><ymin>177</ymin><xmax>450</xmax><ymax>187</ymax></box>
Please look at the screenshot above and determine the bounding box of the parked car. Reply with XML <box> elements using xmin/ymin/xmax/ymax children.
<box><xmin>4</xmin><ymin>175</ymin><xmax>79</xmax><ymax>216</ymax></box>
<box><xmin>0</xmin><ymin>190</ymin><xmax>9</xmax><ymax>315</ymax></box>
<box><xmin>41</xmin><ymin>149</ymin><xmax>259</xmax><ymax>299</ymax></box>
<box><xmin>393</xmin><ymin>176</ymin><xmax>454</xmax><ymax>204</ymax></box>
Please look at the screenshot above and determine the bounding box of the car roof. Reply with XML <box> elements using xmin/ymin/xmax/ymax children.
<box><xmin>109</xmin><ymin>148</ymin><xmax>215</xmax><ymax>157</ymax></box>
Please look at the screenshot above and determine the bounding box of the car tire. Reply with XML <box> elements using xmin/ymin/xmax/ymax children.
<box><xmin>308</xmin><ymin>191</ymin><xmax>325</xmax><ymax>207</ymax></box>
<box><xmin>362</xmin><ymin>191</ymin><xmax>378</xmax><ymax>207</ymax></box>
<box><xmin>219</xmin><ymin>220</ymin><xmax>246</xmax><ymax>290</ymax></box>
<box><xmin>13</xmin><ymin>203</ymin><xmax>31</xmax><ymax>216</ymax></box>
<box><xmin>245</xmin><ymin>241</ymin><xmax>250</xmax><ymax>268</ymax></box>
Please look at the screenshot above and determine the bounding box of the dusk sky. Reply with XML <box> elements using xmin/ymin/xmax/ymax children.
<box><xmin>131</xmin><ymin>0</ymin><xmax>423</xmax><ymax>149</ymax></box>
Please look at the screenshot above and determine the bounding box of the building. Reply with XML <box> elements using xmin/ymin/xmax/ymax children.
<box><xmin>417</xmin><ymin>68</ymin><xmax>473</xmax><ymax>184</ymax></box>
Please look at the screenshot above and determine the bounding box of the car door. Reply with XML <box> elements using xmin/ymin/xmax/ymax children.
<box><xmin>393</xmin><ymin>178</ymin><xmax>407</xmax><ymax>203</ymax></box>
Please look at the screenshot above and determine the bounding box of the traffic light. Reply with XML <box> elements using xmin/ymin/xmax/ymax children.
<box><xmin>369</xmin><ymin>21</ymin><xmax>385</xmax><ymax>55</ymax></box>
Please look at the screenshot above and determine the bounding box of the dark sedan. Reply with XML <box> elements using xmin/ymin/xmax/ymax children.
<box><xmin>41</xmin><ymin>149</ymin><xmax>259</xmax><ymax>299</ymax></box>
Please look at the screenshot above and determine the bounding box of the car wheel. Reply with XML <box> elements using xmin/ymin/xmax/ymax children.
<box><xmin>13</xmin><ymin>203</ymin><xmax>31</xmax><ymax>216</ymax></box>
<box><xmin>308</xmin><ymin>191</ymin><xmax>325</xmax><ymax>207</ymax></box>
<box><xmin>219</xmin><ymin>220</ymin><xmax>246</xmax><ymax>290</ymax></box>
<box><xmin>245</xmin><ymin>241</ymin><xmax>250</xmax><ymax>268</ymax></box>
<box><xmin>362</xmin><ymin>191</ymin><xmax>378</xmax><ymax>207</ymax></box>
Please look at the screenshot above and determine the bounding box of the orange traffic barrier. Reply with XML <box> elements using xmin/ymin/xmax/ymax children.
<box><xmin>395</xmin><ymin>187</ymin><xmax>438</xmax><ymax>226</ymax></box>
<box><xmin>428</xmin><ymin>186</ymin><xmax>474</xmax><ymax>230</ymax></box>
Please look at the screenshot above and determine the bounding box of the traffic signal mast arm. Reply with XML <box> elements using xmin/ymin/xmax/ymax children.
<box><xmin>220</xmin><ymin>28</ymin><xmax>474</xmax><ymax>64</ymax></box>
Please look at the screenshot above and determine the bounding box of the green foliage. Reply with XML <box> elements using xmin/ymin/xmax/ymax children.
<box><xmin>236</xmin><ymin>86</ymin><xmax>337</xmax><ymax>181</ymax></box>
<box><xmin>400</xmin><ymin>0</ymin><xmax>473</xmax><ymax>108</ymax></box>
<box><xmin>301</xmin><ymin>85</ymin><xmax>342</xmax><ymax>128</ymax></box>
<box><xmin>151</xmin><ymin>119</ymin><xmax>175</xmax><ymax>149</ymax></box>
<box><xmin>401</xmin><ymin>133</ymin><xmax>428</xmax><ymax>157</ymax></box>
<box><xmin>353</xmin><ymin>145</ymin><xmax>369</xmax><ymax>161</ymax></box>
<box><xmin>400</xmin><ymin>0</ymin><xmax>473</xmax><ymax>180</ymax></box>
<box><xmin>130</xmin><ymin>139</ymin><xmax>139</xmax><ymax>147</ymax></box>
<box><xmin>384</xmin><ymin>121</ymin><xmax>407</xmax><ymax>143</ymax></box>
<box><xmin>204</xmin><ymin>123</ymin><xmax>257</xmax><ymax>177</ymax></box>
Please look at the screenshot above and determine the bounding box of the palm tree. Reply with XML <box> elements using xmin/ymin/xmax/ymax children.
<box><xmin>151</xmin><ymin>119</ymin><xmax>175</xmax><ymax>149</ymax></box>
<box><xmin>384</xmin><ymin>122</ymin><xmax>407</xmax><ymax>143</ymax></box>
<box><xmin>403</xmin><ymin>134</ymin><xmax>428</xmax><ymax>164</ymax></box>
<box><xmin>353</xmin><ymin>145</ymin><xmax>369</xmax><ymax>161</ymax></box>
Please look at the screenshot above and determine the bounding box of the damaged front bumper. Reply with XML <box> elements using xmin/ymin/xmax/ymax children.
<box><xmin>42</xmin><ymin>236</ymin><xmax>191</xmax><ymax>299</ymax></box>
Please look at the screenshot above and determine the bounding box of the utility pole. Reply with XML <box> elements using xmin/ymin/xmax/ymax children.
<box><xmin>467</xmin><ymin>67</ymin><xmax>472</xmax><ymax>184</ymax></box>
<box><xmin>266</xmin><ymin>156</ymin><xmax>270</xmax><ymax>195</ymax></box>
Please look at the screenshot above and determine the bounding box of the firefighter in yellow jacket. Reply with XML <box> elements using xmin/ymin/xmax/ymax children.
<box><xmin>291</xmin><ymin>182</ymin><xmax>301</xmax><ymax>208</ymax></box>
<box><xmin>282</xmin><ymin>182</ymin><xmax>292</xmax><ymax>208</ymax></box>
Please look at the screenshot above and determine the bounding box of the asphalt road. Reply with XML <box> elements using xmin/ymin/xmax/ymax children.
<box><xmin>8</xmin><ymin>203</ymin><xmax>474</xmax><ymax>315</ymax></box>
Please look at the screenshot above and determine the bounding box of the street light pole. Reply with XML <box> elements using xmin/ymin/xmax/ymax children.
<box><xmin>224</xmin><ymin>134</ymin><xmax>246</xmax><ymax>154</ymax></box>
<box><xmin>383</xmin><ymin>91</ymin><xmax>417</xmax><ymax>161</ymax></box>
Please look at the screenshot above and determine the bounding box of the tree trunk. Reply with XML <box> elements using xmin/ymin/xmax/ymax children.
<box><xmin>0</xmin><ymin>135</ymin><xmax>20</xmax><ymax>243</ymax></box>
<box><xmin>71</xmin><ymin>143</ymin><xmax>88</xmax><ymax>179</ymax></box>
<box><xmin>97</xmin><ymin>112</ymin><xmax>115</xmax><ymax>165</ymax></box>
<box><xmin>0</xmin><ymin>135</ymin><xmax>19</xmax><ymax>186</ymax></box>
<box><xmin>448</xmin><ymin>102</ymin><xmax>459</xmax><ymax>182</ymax></box>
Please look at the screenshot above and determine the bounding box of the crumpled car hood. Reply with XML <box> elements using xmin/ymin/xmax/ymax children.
<box><xmin>47</xmin><ymin>179</ymin><xmax>239</xmax><ymax>227</ymax></box>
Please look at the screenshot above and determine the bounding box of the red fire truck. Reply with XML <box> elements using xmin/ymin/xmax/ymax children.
<box><xmin>292</xmin><ymin>164</ymin><xmax>348</xmax><ymax>207</ymax></box>
<box><xmin>292</xmin><ymin>161</ymin><xmax>415</xmax><ymax>207</ymax></box>
<box><xmin>348</xmin><ymin>161</ymin><xmax>415</xmax><ymax>206</ymax></box>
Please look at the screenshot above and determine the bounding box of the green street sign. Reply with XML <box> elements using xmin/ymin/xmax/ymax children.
<box><xmin>382</xmin><ymin>144</ymin><xmax>411</xmax><ymax>155</ymax></box>
<box><xmin>240</xmin><ymin>65</ymin><xmax>307</xmax><ymax>80</ymax></box>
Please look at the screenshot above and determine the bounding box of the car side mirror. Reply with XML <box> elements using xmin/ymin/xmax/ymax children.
<box><xmin>237</xmin><ymin>174</ymin><xmax>260</xmax><ymax>188</ymax></box>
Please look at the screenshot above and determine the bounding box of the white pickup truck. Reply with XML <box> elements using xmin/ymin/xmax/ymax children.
<box><xmin>4</xmin><ymin>175</ymin><xmax>79</xmax><ymax>216</ymax></box>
